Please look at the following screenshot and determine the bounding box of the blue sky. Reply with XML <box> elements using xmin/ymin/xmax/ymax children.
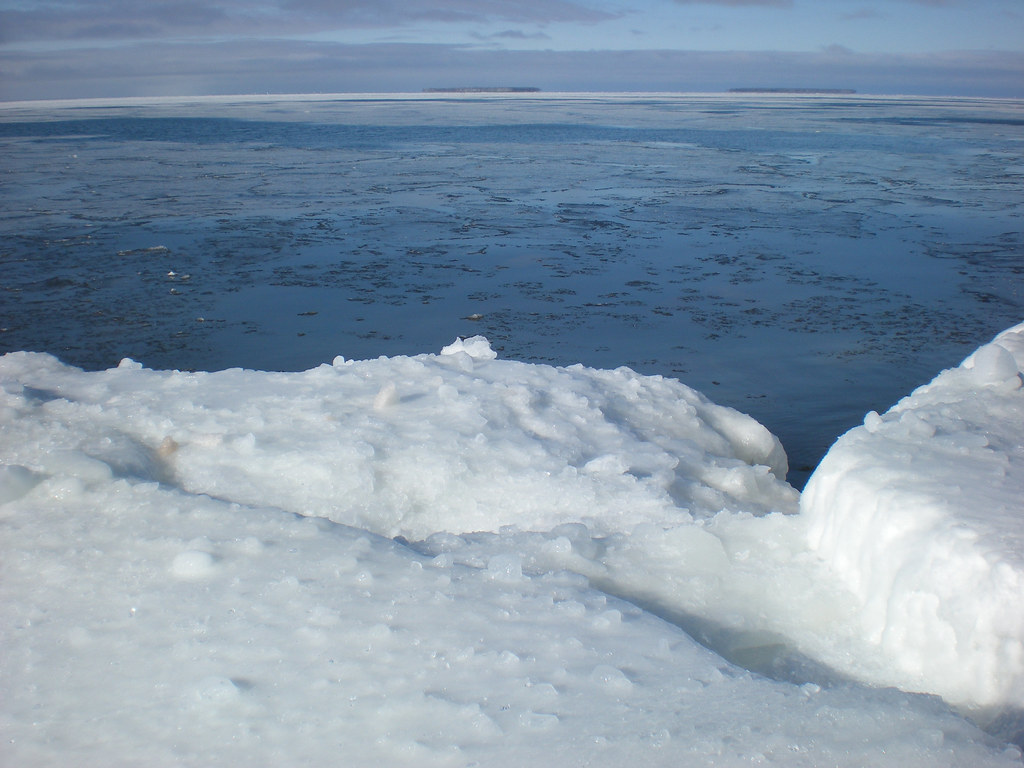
<box><xmin>1</xmin><ymin>0</ymin><xmax>1022</xmax><ymax>100</ymax></box>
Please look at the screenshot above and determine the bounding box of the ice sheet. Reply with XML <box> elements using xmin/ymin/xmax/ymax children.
<box><xmin>2</xmin><ymin>332</ymin><xmax>1022</xmax><ymax>764</ymax></box>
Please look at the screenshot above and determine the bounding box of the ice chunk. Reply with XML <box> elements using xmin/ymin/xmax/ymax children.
<box><xmin>699</xmin><ymin>404</ymin><xmax>790</xmax><ymax>480</ymax></box>
<box><xmin>803</xmin><ymin>321</ymin><xmax>1024</xmax><ymax>712</ymax></box>
<box><xmin>486</xmin><ymin>553</ymin><xmax>523</xmax><ymax>582</ymax></box>
<box><xmin>966</xmin><ymin>342</ymin><xmax>1022</xmax><ymax>386</ymax></box>
<box><xmin>440</xmin><ymin>335</ymin><xmax>498</xmax><ymax>360</ymax></box>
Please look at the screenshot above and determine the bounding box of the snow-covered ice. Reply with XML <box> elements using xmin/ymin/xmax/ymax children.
<box><xmin>2</xmin><ymin>326</ymin><xmax>1023</xmax><ymax>765</ymax></box>
<box><xmin>804</xmin><ymin>323</ymin><xmax>1024</xmax><ymax>718</ymax></box>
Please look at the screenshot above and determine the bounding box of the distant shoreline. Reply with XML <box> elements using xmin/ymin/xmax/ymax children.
<box><xmin>730</xmin><ymin>88</ymin><xmax>856</xmax><ymax>94</ymax></box>
<box><xmin>423</xmin><ymin>87</ymin><xmax>541</xmax><ymax>94</ymax></box>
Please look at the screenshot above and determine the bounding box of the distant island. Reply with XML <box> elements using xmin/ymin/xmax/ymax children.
<box><xmin>730</xmin><ymin>88</ymin><xmax>856</xmax><ymax>94</ymax></box>
<box><xmin>423</xmin><ymin>87</ymin><xmax>541</xmax><ymax>93</ymax></box>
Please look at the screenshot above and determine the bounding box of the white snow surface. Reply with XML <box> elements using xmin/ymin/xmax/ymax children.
<box><xmin>1</xmin><ymin>332</ymin><xmax>1022</xmax><ymax>765</ymax></box>
<box><xmin>804</xmin><ymin>322</ymin><xmax>1024</xmax><ymax>714</ymax></box>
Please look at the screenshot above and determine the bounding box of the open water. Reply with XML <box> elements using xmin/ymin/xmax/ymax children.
<box><xmin>1</xmin><ymin>93</ymin><xmax>1022</xmax><ymax>486</ymax></box>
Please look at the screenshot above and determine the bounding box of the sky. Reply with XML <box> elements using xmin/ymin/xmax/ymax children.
<box><xmin>0</xmin><ymin>0</ymin><xmax>1022</xmax><ymax>101</ymax></box>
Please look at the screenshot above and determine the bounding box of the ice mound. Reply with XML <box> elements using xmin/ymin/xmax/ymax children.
<box><xmin>803</xmin><ymin>322</ymin><xmax>1024</xmax><ymax>715</ymax></box>
<box><xmin>0</xmin><ymin>336</ymin><xmax>794</xmax><ymax>541</ymax></box>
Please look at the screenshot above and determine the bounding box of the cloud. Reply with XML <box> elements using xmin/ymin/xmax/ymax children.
<box><xmin>2</xmin><ymin>40</ymin><xmax>1021</xmax><ymax>101</ymax></box>
<box><xmin>0</xmin><ymin>0</ymin><xmax>614</xmax><ymax>45</ymax></box>
<box><xmin>671</xmin><ymin>0</ymin><xmax>793</xmax><ymax>7</ymax></box>
<box><xmin>290</xmin><ymin>0</ymin><xmax>614</xmax><ymax>24</ymax></box>
<box><xmin>0</xmin><ymin>1</ymin><xmax>245</xmax><ymax>44</ymax></box>
<box><xmin>472</xmin><ymin>29</ymin><xmax>552</xmax><ymax>42</ymax></box>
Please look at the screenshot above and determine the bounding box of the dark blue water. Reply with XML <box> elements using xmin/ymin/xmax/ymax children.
<box><xmin>1</xmin><ymin>94</ymin><xmax>1021</xmax><ymax>486</ymax></box>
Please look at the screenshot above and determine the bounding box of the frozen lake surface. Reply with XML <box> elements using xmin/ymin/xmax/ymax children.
<box><xmin>1</xmin><ymin>92</ymin><xmax>1022</xmax><ymax>485</ymax></box>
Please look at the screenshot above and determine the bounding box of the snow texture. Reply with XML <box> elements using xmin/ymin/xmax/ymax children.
<box><xmin>1</xmin><ymin>331</ymin><xmax>1022</xmax><ymax>765</ymax></box>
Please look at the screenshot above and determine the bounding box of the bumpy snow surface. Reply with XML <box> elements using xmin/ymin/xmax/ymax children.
<box><xmin>2</xmin><ymin>327</ymin><xmax>1022</xmax><ymax>766</ymax></box>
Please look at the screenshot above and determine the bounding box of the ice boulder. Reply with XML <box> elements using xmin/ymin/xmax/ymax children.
<box><xmin>802</xmin><ymin>322</ymin><xmax>1024</xmax><ymax>716</ymax></box>
<box><xmin>440</xmin><ymin>334</ymin><xmax>498</xmax><ymax>361</ymax></box>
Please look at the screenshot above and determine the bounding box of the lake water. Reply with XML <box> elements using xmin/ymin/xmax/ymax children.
<box><xmin>1</xmin><ymin>92</ymin><xmax>1021</xmax><ymax>486</ymax></box>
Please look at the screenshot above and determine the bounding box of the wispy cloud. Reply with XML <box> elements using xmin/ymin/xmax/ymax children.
<box><xmin>1</xmin><ymin>1</ymin><xmax>243</xmax><ymax>44</ymax></box>
<box><xmin>3</xmin><ymin>39</ymin><xmax>1021</xmax><ymax>101</ymax></box>
<box><xmin>671</xmin><ymin>0</ymin><xmax>792</xmax><ymax>7</ymax></box>
<box><xmin>284</xmin><ymin>0</ymin><xmax>615</xmax><ymax>25</ymax></box>
<box><xmin>472</xmin><ymin>29</ymin><xmax>552</xmax><ymax>42</ymax></box>
<box><xmin>1</xmin><ymin>0</ymin><xmax>1020</xmax><ymax>100</ymax></box>
<box><xmin>0</xmin><ymin>0</ymin><xmax>614</xmax><ymax>45</ymax></box>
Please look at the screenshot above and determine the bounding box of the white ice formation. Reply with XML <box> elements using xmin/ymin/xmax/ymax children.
<box><xmin>803</xmin><ymin>322</ymin><xmax>1024</xmax><ymax>717</ymax></box>
<box><xmin>2</xmin><ymin>327</ymin><xmax>1023</xmax><ymax>765</ymax></box>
